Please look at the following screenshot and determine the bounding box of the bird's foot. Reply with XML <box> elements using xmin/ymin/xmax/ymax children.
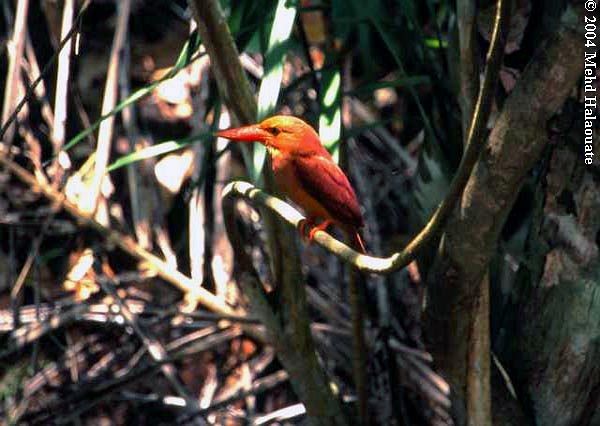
<box><xmin>298</xmin><ymin>218</ymin><xmax>333</xmax><ymax>244</ymax></box>
<box><xmin>308</xmin><ymin>220</ymin><xmax>333</xmax><ymax>243</ymax></box>
<box><xmin>308</xmin><ymin>220</ymin><xmax>333</xmax><ymax>241</ymax></box>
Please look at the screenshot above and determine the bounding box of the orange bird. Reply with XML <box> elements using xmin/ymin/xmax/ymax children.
<box><xmin>217</xmin><ymin>115</ymin><xmax>366</xmax><ymax>253</ymax></box>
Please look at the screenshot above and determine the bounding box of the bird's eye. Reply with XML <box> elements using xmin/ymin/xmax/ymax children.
<box><xmin>267</xmin><ymin>127</ymin><xmax>280</xmax><ymax>136</ymax></box>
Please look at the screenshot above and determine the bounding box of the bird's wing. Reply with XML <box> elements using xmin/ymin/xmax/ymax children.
<box><xmin>292</xmin><ymin>154</ymin><xmax>363</xmax><ymax>229</ymax></box>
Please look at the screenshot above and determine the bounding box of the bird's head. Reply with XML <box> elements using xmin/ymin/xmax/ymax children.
<box><xmin>216</xmin><ymin>115</ymin><xmax>324</xmax><ymax>155</ymax></box>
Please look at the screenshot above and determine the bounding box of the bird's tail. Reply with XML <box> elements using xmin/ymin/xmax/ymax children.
<box><xmin>351</xmin><ymin>231</ymin><xmax>367</xmax><ymax>254</ymax></box>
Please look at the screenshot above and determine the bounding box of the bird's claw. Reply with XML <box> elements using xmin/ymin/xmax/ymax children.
<box><xmin>298</xmin><ymin>218</ymin><xmax>333</xmax><ymax>243</ymax></box>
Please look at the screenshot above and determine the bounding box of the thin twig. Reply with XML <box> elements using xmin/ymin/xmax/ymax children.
<box><xmin>1</xmin><ymin>0</ymin><xmax>29</xmax><ymax>144</ymax></box>
<box><xmin>342</xmin><ymin>56</ymin><xmax>368</xmax><ymax>424</ymax></box>
<box><xmin>188</xmin><ymin>34</ymin><xmax>211</xmax><ymax>285</ymax></box>
<box><xmin>202</xmin><ymin>119</ymin><xmax>218</xmax><ymax>291</ymax></box>
<box><xmin>253</xmin><ymin>403</ymin><xmax>306</xmax><ymax>425</ymax></box>
<box><xmin>51</xmin><ymin>0</ymin><xmax>74</xmax><ymax>146</ymax></box>
<box><xmin>24</xmin><ymin>34</ymin><xmax>54</xmax><ymax>129</ymax></box>
<box><xmin>84</xmin><ymin>0</ymin><xmax>131</xmax><ymax>214</ymax></box>
<box><xmin>222</xmin><ymin>180</ymin><xmax>403</xmax><ymax>273</ymax></box>
<box><xmin>10</xmin><ymin>213</ymin><xmax>55</xmax><ymax>300</ymax></box>
<box><xmin>49</xmin><ymin>0</ymin><xmax>76</xmax><ymax>183</ymax></box>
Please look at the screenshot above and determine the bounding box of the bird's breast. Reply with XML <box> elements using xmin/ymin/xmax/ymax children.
<box><xmin>270</xmin><ymin>152</ymin><xmax>295</xmax><ymax>194</ymax></box>
<box><xmin>270</xmin><ymin>153</ymin><xmax>332</xmax><ymax>221</ymax></box>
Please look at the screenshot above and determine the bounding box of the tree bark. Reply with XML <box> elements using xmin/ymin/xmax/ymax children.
<box><xmin>498</xmin><ymin>143</ymin><xmax>600</xmax><ymax>426</ymax></box>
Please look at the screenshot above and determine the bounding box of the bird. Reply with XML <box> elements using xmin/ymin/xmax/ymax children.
<box><xmin>216</xmin><ymin>115</ymin><xmax>366</xmax><ymax>253</ymax></box>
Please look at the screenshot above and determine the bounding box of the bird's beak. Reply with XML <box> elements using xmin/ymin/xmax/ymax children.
<box><xmin>215</xmin><ymin>125</ymin><xmax>271</xmax><ymax>143</ymax></box>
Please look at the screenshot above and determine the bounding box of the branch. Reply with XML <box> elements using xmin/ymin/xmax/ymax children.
<box><xmin>457</xmin><ymin>0</ymin><xmax>480</xmax><ymax>137</ymax></box>
<box><xmin>222</xmin><ymin>181</ymin><xmax>401</xmax><ymax>273</ymax></box>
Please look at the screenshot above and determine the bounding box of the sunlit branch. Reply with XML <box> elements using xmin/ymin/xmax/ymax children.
<box><xmin>222</xmin><ymin>181</ymin><xmax>405</xmax><ymax>274</ymax></box>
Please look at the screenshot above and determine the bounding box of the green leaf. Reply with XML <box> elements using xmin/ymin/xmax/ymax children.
<box><xmin>424</xmin><ymin>37</ymin><xmax>448</xmax><ymax>49</ymax></box>
<box><xmin>106</xmin><ymin>133</ymin><xmax>210</xmax><ymax>173</ymax></box>
<box><xmin>319</xmin><ymin>68</ymin><xmax>342</xmax><ymax>162</ymax></box>
<box><xmin>250</xmin><ymin>0</ymin><xmax>298</xmax><ymax>182</ymax></box>
<box><xmin>256</xmin><ymin>1</ymin><xmax>297</xmax><ymax>119</ymax></box>
<box><xmin>63</xmin><ymin>30</ymin><xmax>202</xmax><ymax>154</ymax></box>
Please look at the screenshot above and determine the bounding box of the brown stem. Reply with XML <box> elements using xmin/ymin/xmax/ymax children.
<box><xmin>457</xmin><ymin>0</ymin><xmax>480</xmax><ymax>138</ymax></box>
<box><xmin>1</xmin><ymin>0</ymin><xmax>29</xmax><ymax>145</ymax></box>
<box><xmin>348</xmin><ymin>265</ymin><xmax>367</xmax><ymax>424</ymax></box>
